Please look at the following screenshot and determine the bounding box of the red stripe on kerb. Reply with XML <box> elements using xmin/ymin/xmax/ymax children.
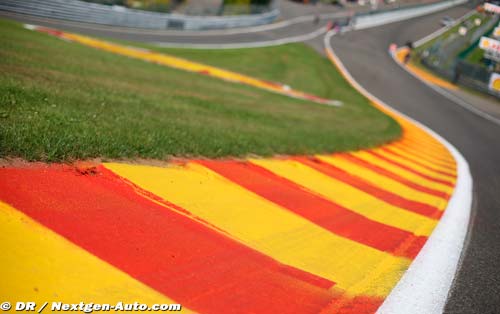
<box><xmin>320</xmin><ymin>295</ymin><xmax>384</xmax><ymax>314</ymax></box>
<box><xmin>366</xmin><ymin>151</ymin><xmax>455</xmax><ymax>187</ymax></box>
<box><xmin>297</xmin><ymin>157</ymin><xmax>442</xmax><ymax>219</ymax></box>
<box><xmin>381</xmin><ymin>147</ymin><xmax>456</xmax><ymax>176</ymax></box>
<box><xmin>262</xmin><ymin>79</ymin><xmax>285</xmax><ymax>88</ymax></box>
<box><xmin>35</xmin><ymin>26</ymin><xmax>65</xmax><ymax>37</ymax></box>
<box><xmin>392</xmin><ymin>142</ymin><xmax>456</xmax><ymax>169</ymax></box>
<box><xmin>301</xmin><ymin>93</ymin><xmax>329</xmax><ymax>102</ymax></box>
<box><xmin>198</xmin><ymin>160</ymin><xmax>426</xmax><ymax>259</ymax></box>
<box><xmin>340</xmin><ymin>154</ymin><xmax>450</xmax><ymax>200</ymax></box>
<box><xmin>0</xmin><ymin>165</ymin><xmax>336</xmax><ymax>314</ymax></box>
<box><xmin>394</xmin><ymin>141</ymin><xmax>455</xmax><ymax>164</ymax></box>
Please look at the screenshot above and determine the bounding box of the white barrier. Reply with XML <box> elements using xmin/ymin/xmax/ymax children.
<box><xmin>353</xmin><ymin>0</ymin><xmax>468</xmax><ymax>30</ymax></box>
<box><xmin>0</xmin><ymin>0</ymin><xmax>279</xmax><ymax>30</ymax></box>
<box><xmin>0</xmin><ymin>0</ymin><xmax>468</xmax><ymax>33</ymax></box>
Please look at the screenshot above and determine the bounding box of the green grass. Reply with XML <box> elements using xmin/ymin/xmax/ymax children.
<box><xmin>110</xmin><ymin>37</ymin><xmax>362</xmax><ymax>101</ymax></box>
<box><xmin>465</xmin><ymin>46</ymin><xmax>485</xmax><ymax>64</ymax></box>
<box><xmin>462</xmin><ymin>21</ymin><xmax>497</xmax><ymax>67</ymax></box>
<box><xmin>138</xmin><ymin>44</ymin><xmax>351</xmax><ymax>101</ymax></box>
<box><xmin>0</xmin><ymin>18</ymin><xmax>400</xmax><ymax>162</ymax></box>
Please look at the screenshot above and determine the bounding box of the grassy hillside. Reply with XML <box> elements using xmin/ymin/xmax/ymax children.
<box><xmin>147</xmin><ymin>43</ymin><xmax>363</xmax><ymax>102</ymax></box>
<box><xmin>0</xmin><ymin>19</ymin><xmax>400</xmax><ymax>162</ymax></box>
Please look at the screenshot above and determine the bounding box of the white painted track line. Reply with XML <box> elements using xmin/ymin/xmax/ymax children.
<box><xmin>152</xmin><ymin>25</ymin><xmax>328</xmax><ymax>49</ymax></box>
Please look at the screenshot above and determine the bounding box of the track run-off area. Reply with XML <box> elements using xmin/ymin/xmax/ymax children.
<box><xmin>0</xmin><ymin>11</ymin><xmax>474</xmax><ymax>312</ymax></box>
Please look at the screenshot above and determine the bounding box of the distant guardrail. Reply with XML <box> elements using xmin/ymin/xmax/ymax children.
<box><xmin>0</xmin><ymin>0</ymin><xmax>279</xmax><ymax>30</ymax></box>
<box><xmin>352</xmin><ymin>0</ymin><xmax>468</xmax><ymax>30</ymax></box>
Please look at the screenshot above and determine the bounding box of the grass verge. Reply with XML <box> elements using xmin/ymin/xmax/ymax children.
<box><xmin>137</xmin><ymin>43</ymin><xmax>356</xmax><ymax>101</ymax></box>
<box><xmin>0</xmin><ymin>18</ymin><xmax>400</xmax><ymax>162</ymax></box>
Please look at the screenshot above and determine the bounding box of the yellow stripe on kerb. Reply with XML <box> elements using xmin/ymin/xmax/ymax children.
<box><xmin>350</xmin><ymin>151</ymin><xmax>454</xmax><ymax>194</ymax></box>
<box><xmin>250</xmin><ymin>159</ymin><xmax>437</xmax><ymax>236</ymax></box>
<box><xmin>0</xmin><ymin>201</ymin><xmax>192</xmax><ymax>313</ymax></box>
<box><xmin>402</xmin><ymin>137</ymin><xmax>454</xmax><ymax>158</ymax></box>
<box><xmin>407</xmin><ymin>63</ymin><xmax>459</xmax><ymax>90</ymax></box>
<box><xmin>372</xmin><ymin>148</ymin><xmax>456</xmax><ymax>181</ymax></box>
<box><xmin>316</xmin><ymin>155</ymin><xmax>448</xmax><ymax>210</ymax></box>
<box><xmin>63</xmin><ymin>33</ymin><xmax>330</xmax><ymax>104</ymax></box>
<box><xmin>393</xmin><ymin>142</ymin><xmax>455</xmax><ymax>165</ymax></box>
<box><xmin>387</xmin><ymin>145</ymin><xmax>456</xmax><ymax>172</ymax></box>
<box><xmin>105</xmin><ymin>162</ymin><xmax>410</xmax><ymax>297</ymax></box>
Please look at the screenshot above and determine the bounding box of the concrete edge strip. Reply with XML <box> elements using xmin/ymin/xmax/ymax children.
<box><xmin>324</xmin><ymin>30</ymin><xmax>473</xmax><ymax>314</ymax></box>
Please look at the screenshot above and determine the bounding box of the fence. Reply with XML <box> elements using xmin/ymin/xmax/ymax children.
<box><xmin>419</xmin><ymin>15</ymin><xmax>500</xmax><ymax>97</ymax></box>
<box><xmin>0</xmin><ymin>0</ymin><xmax>279</xmax><ymax>30</ymax></box>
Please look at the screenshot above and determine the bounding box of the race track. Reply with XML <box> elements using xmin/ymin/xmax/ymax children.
<box><xmin>1</xmin><ymin>2</ymin><xmax>499</xmax><ymax>312</ymax></box>
<box><xmin>327</xmin><ymin>5</ymin><xmax>500</xmax><ymax>313</ymax></box>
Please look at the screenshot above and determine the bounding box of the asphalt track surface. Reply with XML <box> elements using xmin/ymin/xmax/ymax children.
<box><xmin>2</xmin><ymin>3</ymin><xmax>500</xmax><ymax>312</ymax></box>
<box><xmin>0</xmin><ymin>1</ymin><xmax>419</xmax><ymax>45</ymax></box>
<box><xmin>327</xmin><ymin>5</ymin><xmax>500</xmax><ymax>313</ymax></box>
